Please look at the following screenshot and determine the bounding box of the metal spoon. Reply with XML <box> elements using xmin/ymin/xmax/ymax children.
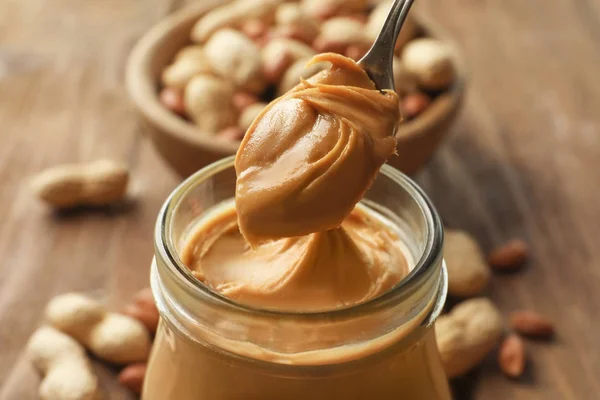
<box><xmin>358</xmin><ymin>0</ymin><xmax>415</xmax><ymax>91</ymax></box>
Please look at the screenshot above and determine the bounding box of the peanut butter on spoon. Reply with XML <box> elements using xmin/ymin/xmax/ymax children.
<box><xmin>235</xmin><ymin>53</ymin><xmax>400</xmax><ymax>246</ymax></box>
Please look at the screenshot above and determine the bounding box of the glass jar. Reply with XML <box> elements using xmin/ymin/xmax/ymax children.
<box><xmin>144</xmin><ymin>157</ymin><xmax>450</xmax><ymax>400</ymax></box>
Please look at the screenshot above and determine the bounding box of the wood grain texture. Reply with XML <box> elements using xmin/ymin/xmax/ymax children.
<box><xmin>0</xmin><ymin>0</ymin><xmax>599</xmax><ymax>399</ymax></box>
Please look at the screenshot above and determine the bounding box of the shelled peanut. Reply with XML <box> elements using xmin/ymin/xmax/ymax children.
<box><xmin>488</xmin><ymin>239</ymin><xmax>529</xmax><ymax>271</ymax></box>
<box><xmin>498</xmin><ymin>334</ymin><xmax>526</xmax><ymax>378</ymax></box>
<box><xmin>119</xmin><ymin>362</ymin><xmax>148</xmax><ymax>395</ymax></box>
<box><xmin>157</xmin><ymin>0</ymin><xmax>458</xmax><ymax>142</ymax></box>
<box><xmin>122</xmin><ymin>288</ymin><xmax>160</xmax><ymax>335</ymax></box>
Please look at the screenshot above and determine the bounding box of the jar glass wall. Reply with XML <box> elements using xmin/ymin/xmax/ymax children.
<box><xmin>144</xmin><ymin>157</ymin><xmax>450</xmax><ymax>400</ymax></box>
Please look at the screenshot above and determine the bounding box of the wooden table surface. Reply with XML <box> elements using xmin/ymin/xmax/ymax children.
<box><xmin>1</xmin><ymin>0</ymin><xmax>599</xmax><ymax>399</ymax></box>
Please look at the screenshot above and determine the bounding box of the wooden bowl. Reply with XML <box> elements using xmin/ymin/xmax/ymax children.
<box><xmin>126</xmin><ymin>1</ymin><xmax>467</xmax><ymax>178</ymax></box>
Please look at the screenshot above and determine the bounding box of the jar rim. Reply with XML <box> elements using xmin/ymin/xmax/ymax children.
<box><xmin>154</xmin><ymin>156</ymin><xmax>444</xmax><ymax>321</ymax></box>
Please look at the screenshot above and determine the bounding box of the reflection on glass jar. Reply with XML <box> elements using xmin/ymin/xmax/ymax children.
<box><xmin>143</xmin><ymin>157</ymin><xmax>450</xmax><ymax>400</ymax></box>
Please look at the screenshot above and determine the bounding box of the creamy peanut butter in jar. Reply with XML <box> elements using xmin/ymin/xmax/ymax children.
<box><xmin>144</xmin><ymin>158</ymin><xmax>450</xmax><ymax>399</ymax></box>
<box><xmin>144</xmin><ymin>54</ymin><xmax>450</xmax><ymax>399</ymax></box>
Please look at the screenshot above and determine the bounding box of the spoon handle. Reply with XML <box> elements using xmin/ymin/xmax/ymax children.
<box><xmin>359</xmin><ymin>0</ymin><xmax>415</xmax><ymax>91</ymax></box>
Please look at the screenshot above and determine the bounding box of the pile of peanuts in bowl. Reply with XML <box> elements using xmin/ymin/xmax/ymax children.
<box><xmin>158</xmin><ymin>0</ymin><xmax>458</xmax><ymax>142</ymax></box>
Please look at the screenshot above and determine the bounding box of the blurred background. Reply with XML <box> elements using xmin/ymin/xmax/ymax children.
<box><xmin>1</xmin><ymin>0</ymin><xmax>599</xmax><ymax>399</ymax></box>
